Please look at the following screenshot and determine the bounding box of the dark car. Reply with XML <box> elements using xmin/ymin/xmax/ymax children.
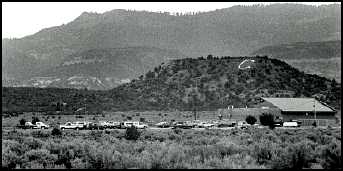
<box><xmin>87</xmin><ymin>123</ymin><xmax>105</xmax><ymax>130</ymax></box>
<box><xmin>171</xmin><ymin>121</ymin><xmax>193</xmax><ymax>129</ymax></box>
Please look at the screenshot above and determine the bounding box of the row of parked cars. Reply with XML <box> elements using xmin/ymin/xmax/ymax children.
<box><xmin>59</xmin><ymin>121</ymin><xmax>148</xmax><ymax>130</ymax></box>
<box><xmin>17</xmin><ymin>119</ymin><xmax>302</xmax><ymax>130</ymax></box>
<box><xmin>155</xmin><ymin>120</ymin><xmax>248</xmax><ymax>129</ymax></box>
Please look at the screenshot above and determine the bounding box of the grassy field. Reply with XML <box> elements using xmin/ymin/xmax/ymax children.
<box><xmin>2</xmin><ymin>126</ymin><xmax>341</xmax><ymax>169</ymax></box>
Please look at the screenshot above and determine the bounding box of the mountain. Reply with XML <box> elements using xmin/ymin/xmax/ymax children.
<box><xmin>2</xmin><ymin>56</ymin><xmax>340</xmax><ymax>113</ymax></box>
<box><xmin>2</xmin><ymin>4</ymin><xmax>340</xmax><ymax>89</ymax></box>
<box><xmin>3</xmin><ymin>47</ymin><xmax>187</xmax><ymax>89</ymax></box>
<box><xmin>251</xmin><ymin>40</ymin><xmax>341</xmax><ymax>82</ymax></box>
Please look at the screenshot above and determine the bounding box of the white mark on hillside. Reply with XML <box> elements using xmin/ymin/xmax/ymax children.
<box><xmin>238</xmin><ymin>59</ymin><xmax>255</xmax><ymax>70</ymax></box>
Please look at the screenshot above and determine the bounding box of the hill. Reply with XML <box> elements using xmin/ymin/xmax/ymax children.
<box><xmin>2</xmin><ymin>56</ymin><xmax>340</xmax><ymax>113</ymax></box>
<box><xmin>2</xmin><ymin>4</ymin><xmax>341</xmax><ymax>88</ymax></box>
<box><xmin>251</xmin><ymin>40</ymin><xmax>341</xmax><ymax>82</ymax></box>
<box><xmin>8</xmin><ymin>47</ymin><xmax>186</xmax><ymax>90</ymax></box>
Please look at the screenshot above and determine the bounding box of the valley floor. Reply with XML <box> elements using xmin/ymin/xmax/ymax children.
<box><xmin>2</xmin><ymin>126</ymin><xmax>341</xmax><ymax>169</ymax></box>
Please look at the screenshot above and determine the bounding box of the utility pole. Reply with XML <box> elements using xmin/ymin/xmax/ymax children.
<box><xmin>84</xmin><ymin>98</ymin><xmax>86</xmax><ymax>115</ymax></box>
<box><xmin>313</xmin><ymin>98</ymin><xmax>317</xmax><ymax>126</ymax></box>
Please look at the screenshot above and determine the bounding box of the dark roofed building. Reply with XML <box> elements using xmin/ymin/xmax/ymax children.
<box><xmin>261</xmin><ymin>97</ymin><xmax>337</xmax><ymax>126</ymax></box>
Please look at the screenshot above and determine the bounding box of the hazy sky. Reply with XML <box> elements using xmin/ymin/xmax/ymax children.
<box><xmin>2</xmin><ymin>2</ymin><xmax>340</xmax><ymax>39</ymax></box>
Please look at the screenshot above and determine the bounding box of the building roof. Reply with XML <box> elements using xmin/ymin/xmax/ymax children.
<box><xmin>262</xmin><ymin>98</ymin><xmax>335</xmax><ymax>112</ymax></box>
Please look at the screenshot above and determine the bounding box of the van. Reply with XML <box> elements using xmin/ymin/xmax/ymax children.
<box><xmin>283</xmin><ymin>122</ymin><xmax>298</xmax><ymax>127</ymax></box>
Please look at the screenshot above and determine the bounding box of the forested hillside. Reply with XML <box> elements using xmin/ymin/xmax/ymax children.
<box><xmin>2</xmin><ymin>4</ymin><xmax>340</xmax><ymax>88</ymax></box>
<box><xmin>2</xmin><ymin>56</ymin><xmax>340</xmax><ymax>113</ymax></box>
<box><xmin>251</xmin><ymin>41</ymin><xmax>341</xmax><ymax>82</ymax></box>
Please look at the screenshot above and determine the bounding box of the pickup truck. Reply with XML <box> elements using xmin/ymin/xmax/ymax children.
<box><xmin>60</xmin><ymin>122</ymin><xmax>83</xmax><ymax>130</ymax></box>
<box><xmin>121</xmin><ymin>121</ymin><xmax>148</xmax><ymax>129</ymax></box>
<box><xmin>33</xmin><ymin>122</ymin><xmax>50</xmax><ymax>129</ymax></box>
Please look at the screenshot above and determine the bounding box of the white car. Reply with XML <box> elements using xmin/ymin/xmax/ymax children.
<box><xmin>99</xmin><ymin>121</ymin><xmax>109</xmax><ymax>128</ymax></box>
<box><xmin>122</xmin><ymin>121</ymin><xmax>148</xmax><ymax>129</ymax></box>
<box><xmin>237</xmin><ymin>121</ymin><xmax>250</xmax><ymax>129</ymax></box>
<box><xmin>197</xmin><ymin>122</ymin><xmax>215</xmax><ymax>128</ymax></box>
<box><xmin>107</xmin><ymin>121</ymin><xmax>121</xmax><ymax>128</ymax></box>
<box><xmin>34</xmin><ymin>122</ymin><xmax>49</xmax><ymax>129</ymax></box>
<box><xmin>134</xmin><ymin>122</ymin><xmax>148</xmax><ymax>129</ymax></box>
<box><xmin>283</xmin><ymin>122</ymin><xmax>298</xmax><ymax>127</ymax></box>
<box><xmin>60</xmin><ymin>122</ymin><xmax>80</xmax><ymax>130</ymax></box>
<box><xmin>24</xmin><ymin>122</ymin><xmax>35</xmax><ymax>129</ymax></box>
<box><xmin>155</xmin><ymin>121</ymin><xmax>169</xmax><ymax>128</ymax></box>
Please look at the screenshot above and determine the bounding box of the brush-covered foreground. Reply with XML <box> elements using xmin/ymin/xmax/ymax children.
<box><xmin>2</xmin><ymin>127</ymin><xmax>341</xmax><ymax>169</ymax></box>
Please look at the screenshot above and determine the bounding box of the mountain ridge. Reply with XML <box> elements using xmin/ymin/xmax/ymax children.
<box><xmin>2</xmin><ymin>3</ymin><xmax>341</xmax><ymax>89</ymax></box>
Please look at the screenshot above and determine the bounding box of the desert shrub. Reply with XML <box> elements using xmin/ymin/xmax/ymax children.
<box><xmin>270</xmin><ymin>140</ymin><xmax>316</xmax><ymax>169</ymax></box>
<box><xmin>259</xmin><ymin>113</ymin><xmax>275</xmax><ymax>129</ymax></box>
<box><xmin>125</xmin><ymin>126</ymin><xmax>140</xmax><ymax>140</ymax></box>
<box><xmin>31</xmin><ymin>130</ymin><xmax>50</xmax><ymax>138</ymax></box>
<box><xmin>320</xmin><ymin>139</ymin><xmax>341</xmax><ymax>169</ymax></box>
<box><xmin>246</xmin><ymin>115</ymin><xmax>257</xmax><ymax>125</ymax></box>
<box><xmin>219</xmin><ymin>153</ymin><xmax>264</xmax><ymax>169</ymax></box>
<box><xmin>71</xmin><ymin>157</ymin><xmax>86</xmax><ymax>169</ymax></box>
<box><xmin>127</xmin><ymin>116</ymin><xmax>132</xmax><ymax>120</ymax></box>
<box><xmin>19</xmin><ymin>118</ymin><xmax>26</xmax><ymax>126</ymax></box>
<box><xmin>173</xmin><ymin>128</ymin><xmax>182</xmax><ymax>134</ymax></box>
<box><xmin>76</xmin><ymin>115</ymin><xmax>84</xmax><ymax>118</ymax></box>
<box><xmin>254</xmin><ymin>142</ymin><xmax>274</xmax><ymax>165</ymax></box>
<box><xmin>22</xmin><ymin>149</ymin><xmax>58</xmax><ymax>168</ymax></box>
<box><xmin>56</xmin><ymin>149</ymin><xmax>74</xmax><ymax>169</ymax></box>
<box><xmin>140</xmin><ymin>117</ymin><xmax>145</xmax><ymax>122</ymax></box>
<box><xmin>2</xmin><ymin>139</ymin><xmax>26</xmax><ymax>156</ymax></box>
<box><xmin>214</xmin><ymin>142</ymin><xmax>245</xmax><ymax>159</ymax></box>
<box><xmin>90</xmin><ymin>131</ymin><xmax>103</xmax><ymax>139</ymax></box>
<box><xmin>2</xmin><ymin>147</ymin><xmax>22</xmax><ymax>169</ymax></box>
<box><xmin>51</xmin><ymin>128</ymin><xmax>62</xmax><ymax>136</ymax></box>
<box><xmin>22</xmin><ymin>137</ymin><xmax>45</xmax><ymax>150</ymax></box>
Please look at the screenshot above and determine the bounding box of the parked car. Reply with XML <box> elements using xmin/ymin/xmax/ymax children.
<box><xmin>197</xmin><ymin>122</ymin><xmax>215</xmax><ymax>128</ymax></box>
<box><xmin>87</xmin><ymin>122</ymin><xmax>105</xmax><ymax>130</ymax></box>
<box><xmin>134</xmin><ymin>122</ymin><xmax>148</xmax><ymax>129</ymax></box>
<box><xmin>217</xmin><ymin>121</ymin><xmax>236</xmax><ymax>128</ymax></box>
<box><xmin>237</xmin><ymin>121</ymin><xmax>249</xmax><ymax>129</ymax></box>
<box><xmin>283</xmin><ymin>121</ymin><xmax>299</xmax><ymax>127</ymax></box>
<box><xmin>74</xmin><ymin>121</ymin><xmax>90</xmax><ymax>130</ymax></box>
<box><xmin>107</xmin><ymin>121</ymin><xmax>121</xmax><ymax>129</ymax></box>
<box><xmin>60</xmin><ymin>122</ymin><xmax>80</xmax><ymax>130</ymax></box>
<box><xmin>171</xmin><ymin>121</ymin><xmax>193</xmax><ymax>129</ymax></box>
<box><xmin>19</xmin><ymin>122</ymin><xmax>35</xmax><ymax>129</ymax></box>
<box><xmin>121</xmin><ymin>121</ymin><xmax>148</xmax><ymax>129</ymax></box>
<box><xmin>155</xmin><ymin>121</ymin><xmax>170</xmax><ymax>128</ymax></box>
<box><xmin>33</xmin><ymin>122</ymin><xmax>50</xmax><ymax>129</ymax></box>
<box><xmin>99</xmin><ymin>121</ymin><xmax>115</xmax><ymax>128</ymax></box>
